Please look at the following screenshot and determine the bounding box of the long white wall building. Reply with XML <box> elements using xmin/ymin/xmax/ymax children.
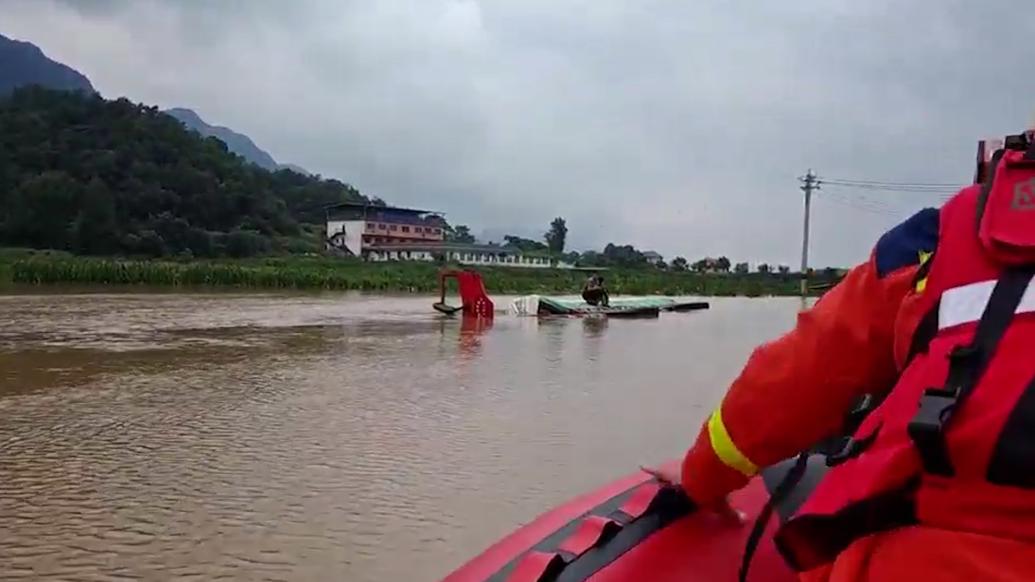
<box><xmin>325</xmin><ymin>202</ymin><xmax>572</xmax><ymax>269</ymax></box>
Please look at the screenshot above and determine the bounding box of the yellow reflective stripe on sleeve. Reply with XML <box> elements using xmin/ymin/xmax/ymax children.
<box><xmin>707</xmin><ymin>407</ymin><xmax>758</xmax><ymax>477</ymax></box>
<box><xmin>916</xmin><ymin>250</ymin><xmax>933</xmax><ymax>292</ymax></box>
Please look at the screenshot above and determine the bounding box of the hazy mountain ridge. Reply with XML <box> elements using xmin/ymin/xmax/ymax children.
<box><xmin>2</xmin><ymin>32</ymin><xmax>314</xmax><ymax>176</ymax></box>
<box><xmin>164</xmin><ymin>108</ymin><xmax>310</xmax><ymax>174</ymax></box>
<box><xmin>0</xmin><ymin>32</ymin><xmax>95</xmax><ymax>95</ymax></box>
<box><xmin>166</xmin><ymin>107</ymin><xmax>279</xmax><ymax>170</ymax></box>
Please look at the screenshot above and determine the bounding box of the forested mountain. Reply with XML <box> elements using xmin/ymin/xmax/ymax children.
<box><xmin>0</xmin><ymin>87</ymin><xmax>367</xmax><ymax>257</ymax></box>
<box><xmin>2</xmin><ymin>32</ymin><xmax>308</xmax><ymax>175</ymax></box>
<box><xmin>0</xmin><ymin>33</ymin><xmax>95</xmax><ymax>96</ymax></box>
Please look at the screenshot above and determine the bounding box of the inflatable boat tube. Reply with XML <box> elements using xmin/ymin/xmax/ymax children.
<box><xmin>441</xmin><ymin>457</ymin><xmax>827</xmax><ymax>582</ymax></box>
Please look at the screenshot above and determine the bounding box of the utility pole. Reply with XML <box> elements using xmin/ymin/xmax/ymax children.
<box><xmin>799</xmin><ymin>170</ymin><xmax>819</xmax><ymax>298</ymax></box>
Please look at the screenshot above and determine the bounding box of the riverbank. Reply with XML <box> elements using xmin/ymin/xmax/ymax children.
<box><xmin>0</xmin><ymin>250</ymin><xmax>829</xmax><ymax>296</ymax></box>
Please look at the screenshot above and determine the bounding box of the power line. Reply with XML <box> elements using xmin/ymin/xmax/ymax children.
<box><xmin>798</xmin><ymin>171</ymin><xmax>962</xmax><ymax>283</ymax></box>
<box><xmin>821</xmin><ymin>182</ymin><xmax>960</xmax><ymax>194</ymax></box>
<box><xmin>817</xmin><ymin>190</ymin><xmax>903</xmax><ymax>217</ymax></box>
<box><xmin>821</xmin><ymin>192</ymin><xmax>895</xmax><ymax>214</ymax></box>
<box><xmin>827</xmin><ymin>189</ymin><xmax>893</xmax><ymax>207</ymax></box>
<box><xmin>817</xmin><ymin>176</ymin><xmax>964</xmax><ymax>188</ymax></box>
<box><xmin>818</xmin><ymin>175</ymin><xmax>964</xmax><ymax>197</ymax></box>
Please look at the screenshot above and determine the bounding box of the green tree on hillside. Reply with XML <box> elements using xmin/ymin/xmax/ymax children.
<box><xmin>545</xmin><ymin>217</ymin><xmax>567</xmax><ymax>253</ymax></box>
<box><xmin>577</xmin><ymin>250</ymin><xmax>602</xmax><ymax>266</ymax></box>
<box><xmin>2</xmin><ymin>171</ymin><xmax>80</xmax><ymax>249</ymax></box>
<box><xmin>70</xmin><ymin>178</ymin><xmax>119</xmax><ymax>254</ymax></box>
<box><xmin>671</xmin><ymin>256</ymin><xmax>689</xmax><ymax>271</ymax></box>
<box><xmin>601</xmin><ymin>243</ymin><xmax>645</xmax><ymax>266</ymax></box>
<box><xmin>504</xmin><ymin>235</ymin><xmax>547</xmax><ymax>252</ymax></box>
<box><xmin>0</xmin><ymin>87</ymin><xmax>370</xmax><ymax>257</ymax></box>
<box><xmin>446</xmin><ymin>224</ymin><xmax>476</xmax><ymax>243</ymax></box>
<box><xmin>734</xmin><ymin>262</ymin><xmax>749</xmax><ymax>274</ymax></box>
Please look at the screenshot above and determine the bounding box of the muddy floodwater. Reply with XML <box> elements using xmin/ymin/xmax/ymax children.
<box><xmin>0</xmin><ymin>290</ymin><xmax>802</xmax><ymax>581</ymax></box>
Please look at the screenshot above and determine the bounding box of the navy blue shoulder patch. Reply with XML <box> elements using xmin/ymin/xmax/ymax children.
<box><xmin>874</xmin><ymin>207</ymin><xmax>940</xmax><ymax>278</ymax></box>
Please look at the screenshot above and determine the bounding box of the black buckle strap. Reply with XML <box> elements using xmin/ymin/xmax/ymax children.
<box><xmin>827</xmin><ymin>424</ymin><xmax>881</xmax><ymax>468</ymax></box>
<box><xmin>823</xmin><ymin>396</ymin><xmax>883</xmax><ymax>467</ymax></box>
<box><xmin>810</xmin><ymin>394</ymin><xmax>882</xmax><ymax>459</ymax></box>
<box><xmin>908</xmin><ymin>268</ymin><xmax>1035</xmax><ymax>475</ymax></box>
<box><xmin>908</xmin><ymin>386</ymin><xmax>961</xmax><ymax>475</ymax></box>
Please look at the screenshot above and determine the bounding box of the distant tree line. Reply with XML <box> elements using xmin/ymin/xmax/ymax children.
<box><xmin>444</xmin><ymin>216</ymin><xmax>570</xmax><ymax>255</ymax></box>
<box><xmin>574</xmin><ymin>244</ymin><xmax>824</xmax><ymax>277</ymax></box>
<box><xmin>396</xmin><ymin>212</ymin><xmax>836</xmax><ymax>277</ymax></box>
<box><xmin>447</xmin><ymin>219</ymin><xmax>822</xmax><ymax>275</ymax></box>
<box><xmin>431</xmin><ymin>214</ymin><xmax>844</xmax><ymax>279</ymax></box>
<box><xmin>0</xmin><ymin>87</ymin><xmax>371</xmax><ymax>257</ymax></box>
<box><xmin>444</xmin><ymin>224</ymin><xmax>475</xmax><ymax>244</ymax></box>
<box><xmin>665</xmin><ymin>256</ymin><xmax>795</xmax><ymax>274</ymax></box>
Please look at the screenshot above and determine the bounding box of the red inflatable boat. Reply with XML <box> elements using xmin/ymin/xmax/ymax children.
<box><xmin>441</xmin><ymin>455</ymin><xmax>829</xmax><ymax>582</ymax></box>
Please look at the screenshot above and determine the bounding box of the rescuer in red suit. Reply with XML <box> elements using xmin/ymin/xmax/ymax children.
<box><xmin>650</xmin><ymin>132</ymin><xmax>1035</xmax><ymax>581</ymax></box>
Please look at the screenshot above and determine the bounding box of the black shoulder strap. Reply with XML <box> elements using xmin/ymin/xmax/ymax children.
<box><xmin>988</xmin><ymin>371</ymin><xmax>1035</xmax><ymax>487</ymax></box>
<box><xmin>908</xmin><ymin>266</ymin><xmax>1035</xmax><ymax>475</ymax></box>
<box><xmin>904</xmin><ymin>302</ymin><xmax>940</xmax><ymax>367</ymax></box>
<box><xmin>739</xmin><ymin>452</ymin><xmax>809</xmax><ymax>582</ymax></box>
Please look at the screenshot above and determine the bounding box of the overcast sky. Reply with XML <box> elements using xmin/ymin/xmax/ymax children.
<box><xmin>4</xmin><ymin>0</ymin><xmax>1034</xmax><ymax>266</ymax></box>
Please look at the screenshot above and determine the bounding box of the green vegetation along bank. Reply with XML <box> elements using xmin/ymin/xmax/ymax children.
<box><xmin>1</xmin><ymin>251</ymin><xmax>834</xmax><ymax>296</ymax></box>
<box><xmin>0</xmin><ymin>88</ymin><xmax>371</xmax><ymax>258</ymax></box>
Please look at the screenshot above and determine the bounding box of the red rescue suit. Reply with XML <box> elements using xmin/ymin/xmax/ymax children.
<box><xmin>680</xmin><ymin>139</ymin><xmax>1035</xmax><ymax>581</ymax></box>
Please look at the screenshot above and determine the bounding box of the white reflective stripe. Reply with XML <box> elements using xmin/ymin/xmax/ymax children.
<box><xmin>939</xmin><ymin>281</ymin><xmax>996</xmax><ymax>329</ymax></box>
<box><xmin>939</xmin><ymin>279</ymin><xmax>1035</xmax><ymax>329</ymax></box>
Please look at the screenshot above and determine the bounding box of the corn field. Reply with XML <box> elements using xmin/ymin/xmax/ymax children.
<box><xmin>9</xmin><ymin>258</ymin><xmax>442</xmax><ymax>291</ymax></box>
<box><xmin>4</xmin><ymin>255</ymin><xmax>808</xmax><ymax>296</ymax></box>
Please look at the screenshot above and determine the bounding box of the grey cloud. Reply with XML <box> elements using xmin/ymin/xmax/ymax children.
<box><xmin>5</xmin><ymin>0</ymin><xmax>1035</xmax><ymax>266</ymax></box>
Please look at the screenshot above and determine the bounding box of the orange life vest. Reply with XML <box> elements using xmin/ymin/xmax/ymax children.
<box><xmin>775</xmin><ymin>137</ymin><xmax>1035</xmax><ymax>571</ymax></box>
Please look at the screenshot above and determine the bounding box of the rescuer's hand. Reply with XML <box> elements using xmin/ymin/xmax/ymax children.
<box><xmin>640</xmin><ymin>464</ymin><xmax>681</xmax><ymax>485</ymax></box>
<box><xmin>640</xmin><ymin>465</ymin><xmax>746</xmax><ymax>525</ymax></box>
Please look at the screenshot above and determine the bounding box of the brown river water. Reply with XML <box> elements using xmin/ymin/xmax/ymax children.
<box><xmin>0</xmin><ymin>290</ymin><xmax>802</xmax><ymax>581</ymax></box>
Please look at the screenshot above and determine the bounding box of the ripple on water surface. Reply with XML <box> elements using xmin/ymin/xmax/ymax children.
<box><xmin>0</xmin><ymin>290</ymin><xmax>800</xmax><ymax>581</ymax></box>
